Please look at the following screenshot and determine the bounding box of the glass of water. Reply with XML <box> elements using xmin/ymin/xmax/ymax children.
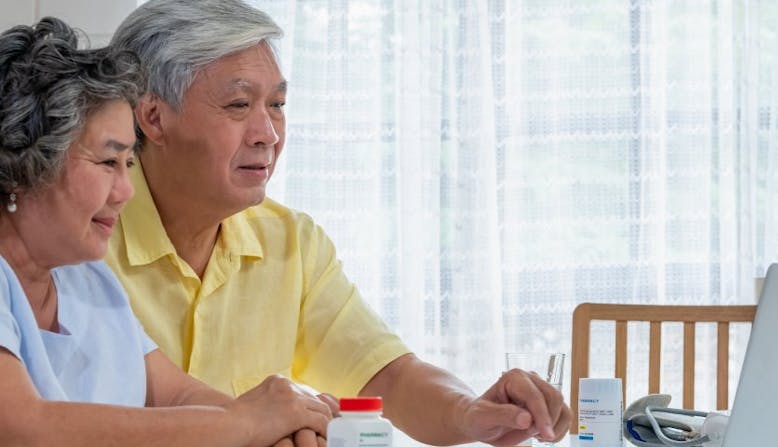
<box><xmin>504</xmin><ymin>352</ymin><xmax>566</xmax><ymax>445</ymax></box>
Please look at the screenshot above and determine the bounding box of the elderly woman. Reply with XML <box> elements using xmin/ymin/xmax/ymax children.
<box><xmin>108</xmin><ymin>1</ymin><xmax>570</xmax><ymax>446</ymax></box>
<box><xmin>0</xmin><ymin>17</ymin><xmax>333</xmax><ymax>446</ymax></box>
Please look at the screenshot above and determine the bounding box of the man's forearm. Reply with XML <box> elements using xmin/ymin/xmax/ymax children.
<box><xmin>359</xmin><ymin>352</ymin><xmax>569</xmax><ymax>447</ymax></box>
<box><xmin>359</xmin><ymin>353</ymin><xmax>476</xmax><ymax>445</ymax></box>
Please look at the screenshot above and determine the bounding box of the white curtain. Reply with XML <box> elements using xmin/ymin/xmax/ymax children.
<box><xmin>251</xmin><ymin>0</ymin><xmax>778</xmax><ymax>434</ymax></box>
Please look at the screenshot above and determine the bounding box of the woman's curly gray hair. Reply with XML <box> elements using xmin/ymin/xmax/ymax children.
<box><xmin>0</xmin><ymin>17</ymin><xmax>144</xmax><ymax>200</ymax></box>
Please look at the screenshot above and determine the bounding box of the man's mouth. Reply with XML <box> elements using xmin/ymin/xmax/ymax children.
<box><xmin>239</xmin><ymin>164</ymin><xmax>269</xmax><ymax>170</ymax></box>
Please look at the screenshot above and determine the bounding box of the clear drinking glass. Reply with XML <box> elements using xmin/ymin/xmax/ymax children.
<box><xmin>504</xmin><ymin>352</ymin><xmax>566</xmax><ymax>446</ymax></box>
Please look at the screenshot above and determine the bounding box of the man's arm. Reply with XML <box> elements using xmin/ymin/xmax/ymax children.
<box><xmin>360</xmin><ymin>353</ymin><xmax>571</xmax><ymax>447</ymax></box>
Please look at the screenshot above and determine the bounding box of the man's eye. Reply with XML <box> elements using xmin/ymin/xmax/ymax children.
<box><xmin>228</xmin><ymin>101</ymin><xmax>250</xmax><ymax>109</ymax></box>
<box><xmin>102</xmin><ymin>160</ymin><xmax>118</xmax><ymax>168</ymax></box>
<box><xmin>271</xmin><ymin>102</ymin><xmax>286</xmax><ymax>109</ymax></box>
<box><xmin>127</xmin><ymin>159</ymin><xmax>136</xmax><ymax>169</ymax></box>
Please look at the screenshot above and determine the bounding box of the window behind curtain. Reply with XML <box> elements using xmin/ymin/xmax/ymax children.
<box><xmin>251</xmin><ymin>0</ymin><xmax>776</xmax><ymax>439</ymax></box>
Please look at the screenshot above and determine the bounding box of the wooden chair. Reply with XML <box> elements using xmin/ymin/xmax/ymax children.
<box><xmin>569</xmin><ymin>303</ymin><xmax>756</xmax><ymax>434</ymax></box>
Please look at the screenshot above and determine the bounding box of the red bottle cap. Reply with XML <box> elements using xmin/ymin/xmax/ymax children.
<box><xmin>339</xmin><ymin>397</ymin><xmax>383</xmax><ymax>411</ymax></box>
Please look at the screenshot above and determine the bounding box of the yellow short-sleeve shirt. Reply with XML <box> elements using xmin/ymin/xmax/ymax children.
<box><xmin>106</xmin><ymin>164</ymin><xmax>410</xmax><ymax>397</ymax></box>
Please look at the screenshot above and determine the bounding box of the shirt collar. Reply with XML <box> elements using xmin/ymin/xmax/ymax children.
<box><xmin>120</xmin><ymin>161</ymin><xmax>264</xmax><ymax>266</ymax></box>
<box><xmin>120</xmin><ymin>161</ymin><xmax>177</xmax><ymax>266</ymax></box>
<box><xmin>220</xmin><ymin>207</ymin><xmax>264</xmax><ymax>260</ymax></box>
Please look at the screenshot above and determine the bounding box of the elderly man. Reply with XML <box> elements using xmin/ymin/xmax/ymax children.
<box><xmin>106</xmin><ymin>0</ymin><xmax>571</xmax><ymax>445</ymax></box>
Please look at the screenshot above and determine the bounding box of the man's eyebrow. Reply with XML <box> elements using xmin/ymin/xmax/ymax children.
<box><xmin>227</xmin><ymin>79</ymin><xmax>253</xmax><ymax>92</ymax></box>
<box><xmin>223</xmin><ymin>79</ymin><xmax>287</xmax><ymax>93</ymax></box>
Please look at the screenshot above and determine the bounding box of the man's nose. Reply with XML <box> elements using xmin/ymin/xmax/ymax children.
<box><xmin>247</xmin><ymin>107</ymin><xmax>279</xmax><ymax>147</ymax></box>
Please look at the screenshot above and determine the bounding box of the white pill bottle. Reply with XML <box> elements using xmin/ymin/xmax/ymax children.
<box><xmin>577</xmin><ymin>378</ymin><xmax>623</xmax><ymax>447</ymax></box>
<box><xmin>328</xmin><ymin>397</ymin><xmax>393</xmax><ymax>447</ymax></box>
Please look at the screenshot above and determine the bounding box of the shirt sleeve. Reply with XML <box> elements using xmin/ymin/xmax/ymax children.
<box><xmin>135</xmin><ymin>317</ymin><xmax>158</xmax><ymax>355</ymax></box>
<box><xmin>0</xmin><ymin>260</ymin><xmax>23</xmax><ymax>360</ymax></box>
<box><xmin>293</xmin><ymin>219</ymin><xmax>411</xmax><ymax>397</ymax></box>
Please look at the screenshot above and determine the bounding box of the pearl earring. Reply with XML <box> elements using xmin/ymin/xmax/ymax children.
<box><xmin>7</xmin><ymin>181</ymin><xmax>17</xmax><ymax>213</ymax></box>
<box><xmin>7</xmin><ymin>192</ymin><xmax>17</xmax><ymax>213</ymax></box>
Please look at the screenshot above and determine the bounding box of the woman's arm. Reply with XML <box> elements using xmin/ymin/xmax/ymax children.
<box><xmin>0</xmin><ymin>348</ymin><xmax>332</xmax><ymax>447</ymax></box>
<box><xmin>144</xmin><ymin>349</ymin><xmax>234</xmax><ymax>407</ymax></box>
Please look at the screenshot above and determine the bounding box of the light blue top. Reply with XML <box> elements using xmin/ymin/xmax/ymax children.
<box><xmin>0</xmin><ymin>256</ymin><xmax>156</xmax><ymax>405</ymax></box>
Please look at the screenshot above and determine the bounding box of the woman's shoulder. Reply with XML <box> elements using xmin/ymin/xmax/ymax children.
<box><xmin>53</xmin><ymin>260</ymin><xmax>129</xmax><ymax>306</ymax></box>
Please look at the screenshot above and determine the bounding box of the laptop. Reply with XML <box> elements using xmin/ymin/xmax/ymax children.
<box><xmin>721</xmin><ymin>263</ymin><xmax>778</xmax><ymax>445</ymax></box>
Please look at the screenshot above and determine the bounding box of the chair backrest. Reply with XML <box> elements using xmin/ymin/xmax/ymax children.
<box><xmin>569</xmin><ymin>302</ymin><xmax>756</xmax><ymax>434</ymax></box>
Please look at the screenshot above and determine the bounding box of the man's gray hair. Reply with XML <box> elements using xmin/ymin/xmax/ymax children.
<box><xmin>0</xmin><ymin>17</ymin><xmax>144</xmax><ymax>199</ymax></box>
<box><xmin>111</xmin><ymin>0</ymin><xmax>283</xmax><ymax>111</ymax></box>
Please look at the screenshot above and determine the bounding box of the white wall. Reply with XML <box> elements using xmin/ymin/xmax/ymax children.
<box><xmin>0</xmin><ymin>0</ymin><xmax>137</xmax><ymax>46</ymax></box>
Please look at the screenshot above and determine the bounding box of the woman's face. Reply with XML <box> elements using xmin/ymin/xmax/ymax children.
<box><xmin>147</xmin><ymin>42</ymin><xmax>286</xmax><ymax>217</ymax></box>
<box><xmin>16</xmin><ymin>100</ymin><xmax>136</xmax><ymax>267</ymax></box>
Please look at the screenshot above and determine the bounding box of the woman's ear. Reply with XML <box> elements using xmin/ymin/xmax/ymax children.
<box><xmin>135</xmin><ymin>94</ymin><xmax>165</xmax><ymax>146</ymax></box>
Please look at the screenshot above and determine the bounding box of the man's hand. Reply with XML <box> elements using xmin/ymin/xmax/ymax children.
<box><xmin>270</xmin><ymin>393</ymin><xmax>339</xmax><ymax>447</ymax></box>
<box><xmin>271</xmin><ymin>429</ymin><xmax>326</xmax><ymax>447</ymax></box>
<box><xmin>459</xmin><ymin>368</ymin><xmax>571</xmax><ymax>446</ymax></box>
<box><xmin>225</xmin><ymin>375</ymin><xmax>334</xmax><ymax>447</ymax></box>
<box><xmin>315</xmin><ymin>392</ymin><xmax>340</xmax><ymax>417</ymax></box>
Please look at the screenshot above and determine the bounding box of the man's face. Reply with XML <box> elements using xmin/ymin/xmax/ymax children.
<box><xmin>150</xmin><ymin>42</ymin><xmax>287</xmax><ymax>215</ymax></box>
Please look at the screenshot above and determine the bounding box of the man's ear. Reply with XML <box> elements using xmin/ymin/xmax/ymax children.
<box><xmin>135</xmin><ymin>94</ymin><xmax>166</xmax><ymax>146</ymax></box>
